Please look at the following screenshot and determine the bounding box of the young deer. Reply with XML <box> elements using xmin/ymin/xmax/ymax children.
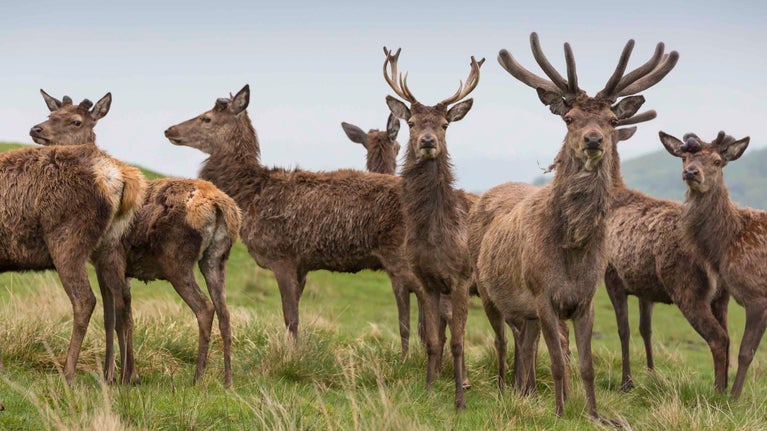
<box><xmin>4</xmin><ymin>98</ymin><xmax>145</xmax><ymax>384</ymax></box>
<box><xmin>341</xmin><ymin>114</ymin><xmax>401</xmax><ymax>175</ymax></box>
<box><xmin>660</xmin><ymin>130</ymin><xmax>760</xmax><ymax>399</ymax></box>
<box><xmin>474</xmin><ymin>33</ymin><xmax>677</xmax><ymax>422</ymax></box>
<box><xmin>31</xmin><ymin>91</ymin><xmax>241</xmax><ymax>387</ymax></box>
<box><xmin>165</xmin><ymin>85</ymin><xmax>424</xmax><ymax>359</ymax></box>
<box><xmin>382</xmin><ymin>47</ymin><xmax>481</xmax><ymax>409</ymax></box>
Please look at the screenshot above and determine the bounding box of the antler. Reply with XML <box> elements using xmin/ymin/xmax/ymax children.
<box><xmin>497</xmin><ymin>32</ymin><xmax>582</xmax><ymax>101</ymax></box>
<box><xmin>439</xmin><ymin>56</ymin><xmax>486</xmax><ymax>106</ymax></box>
<box><xmin>383</xmin><ymin>47</ymin><xmax>417</xmax><ymax>103</ymax></box>
<box><xmin>598</xmin><ymin>41</ymin><xmax>679</xmax><ymax>101</ymax></box>
<box><xmin>616</xmin><ymin>109</ymin><xmax>657</xmax><ymax>126</ymax></box>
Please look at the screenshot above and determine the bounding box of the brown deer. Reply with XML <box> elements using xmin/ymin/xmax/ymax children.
<box><xmin>660</xmin><ymin>130</ymin><xmax>761</xmax><ymax>399</ymax></box>
<box><xmin>31</xmin><ymin>90</ymin><xmax>241</xmax><ymax>387</ymax></box>
<box><xmin>341</xmin><ymin>114</ymin><xmax>401</xmax><ymax>175</ymax></box>
<box><xmin>473</xmin><ymin>33</ymin><xmax>677</xmax><ymax>422</ymax></box>
<box><xmin>606</xmin><ymin>122</ymin><xmax>729</xmax><ymax>391</ymax></box>
<box><xmin>164</xmin><ymin>85</ymin><xmax>425</xmax><ymax>359</ymax></box>
<box><xmin>382</xmin><ymin>47</ymin><xmax>481</xmax><ymax>409</ymax></box>
<box><xmin>4</xmin><ymin>98</ymin><xmax>145</xmax><ymax>384</ymax></box>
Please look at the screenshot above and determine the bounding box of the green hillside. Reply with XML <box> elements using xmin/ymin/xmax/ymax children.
<box><xmin>0</xmin><ymin>142</ymin><xmax>165</xmax><ymax>179</ymax></box>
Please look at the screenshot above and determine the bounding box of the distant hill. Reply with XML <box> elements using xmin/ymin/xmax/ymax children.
<box><xmin>0</xmin><ymin>142</ymin><xmax>165</xmax><ymax>180</ymax></box>
<box><xmin>533</xmin><ymin>147</ymin><xmax>767</xmax><ymax>210</ymax></box>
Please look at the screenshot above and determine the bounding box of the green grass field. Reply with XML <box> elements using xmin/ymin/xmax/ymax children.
<box><xmin>0</xmin><ymin>143</ymin><xmax>766</xmax><ymax>430</ymax></box>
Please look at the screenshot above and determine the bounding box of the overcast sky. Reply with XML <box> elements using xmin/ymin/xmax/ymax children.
<box><xmin>1</xmin><ymin>1</ymin><xmax>764</xmax><ymax>191</ymax></box>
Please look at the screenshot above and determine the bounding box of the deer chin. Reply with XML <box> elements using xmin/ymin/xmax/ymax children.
<box><xmin>582</xmin><ymin>149</ymin><xmax>603</xmax><ymax>171</ymax></box>
<box><xmin>418</xmin><ymin>147</ymin><xmax>439</xmax><ymax>160</ymax></box>
<box><xmin>31</xmin><ymin>135</ymin><xmax>51</xmax><ymax>146</ymax></box>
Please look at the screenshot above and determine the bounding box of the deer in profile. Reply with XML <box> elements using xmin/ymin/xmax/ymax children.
<box><xmin>2</xmin><ymin>97</ymin><xmax>145</xmax><ymax>384</ymax></box>
<box><xmin>31</xmin><ymin>91</ymin><xmax>241</xmax><ymax>387</ymax></box>
<box><xmin>165</xmin><ymin>85</ymin><xmax>425</xmax><ymax>360</ymax></box>
<box><xmin>382</xmin><ymin>47</ymin><xmax>481</xmax><ymax>409</ymax></box>
<box><xmin>660</xmin><ymin>130</ymin><xmax>762</xmax><ymax>399</ymax></box>
<box><xmin>341</xmin><ymin>114</ymin><xmax>401</xmax><ymax>175</ymax></box>
<box><xmin>473</xmin><ymin>33</ymin><xmax>677</xmax><ymax>423</ymax></box>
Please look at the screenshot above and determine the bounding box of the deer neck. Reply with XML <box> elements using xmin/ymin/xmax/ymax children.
<box><xmin>368</xmin><ymin>154</ymin><xmax>396</xmax><ymax>175</ymax></box>
<box><xmin>199</xmin><ymin>112</ymin><xmax>266</xmax><ymax>205</ymax></box>
<box><xmin>682</xmin><ymin>181</ymin><xmax>743</xmax><ymax>271</ymax></box>
<box><xmin>546</xmin><ymin>143</ymin><xmax>614</xmax><ymax>250</ymax></box>
<box><xmin>401</xmin><ymin>152</ymin><xmax>461</xmax><ymax>243</ymax></box>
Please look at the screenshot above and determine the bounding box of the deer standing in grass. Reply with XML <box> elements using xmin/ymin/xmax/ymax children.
<box><xmin>3</xmin><ymin>97</ymin><xmax>145</xmax><ymax>384</ymax></box>
<box><xmin>473</xmin><ymin>33</ymin><xmax>677</xmax><ymax>423</ymax></box>
<box><xmin>382</xmin><ymin>47</ymin><xmax>481</xmax><ymax>409</ymax></box>
<box><xmin>660</xmin><ymin>130</ymin><xmax>762</xmax><ymax>399</ymax></box>
<box><xmin>165</xmin><ymin>85</ymin><xmax>425</xmax><ymax>359</ymax></box>
<box><xmin>31</xmin><ymin>91</ymin><xmax>240</xmax><ymax>386</ymax></box>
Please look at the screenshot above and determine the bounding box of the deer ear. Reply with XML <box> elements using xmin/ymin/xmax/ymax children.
<box><xmin>659</xmin><ymin>131</ymin><xmax>685</xmax><ymax>158</ymax></box>
<box><xmin>230</xmin><ymin>84</ymin><xmax>250</xmax><ymax>115</ymax></box>
<box><xmin>447</xmin><ymin>99</ymin><xmax>473</xmax><ymax>123</ymax></box>
<box><xmin>341</xmin><ymin>122</ymin><xmax>368</xmax><ymax>148</ymax></box>
<box><xmin>386</xmin><ymin>113</ymin><xmax>400</xmax><ymax>141</ymax></box>
<box><xmin>536</xmin><ymin>88</ymin><xmax>569</xmax><ymax>116</ymax></box>
<box><xmin>40</xmin><ymin>89</ymin><xmax>62</xmax><ymax>112</ymax></box>
<box><xmin>721</xmin><ymin>136</ymin><xmax>750</xmax><ymax>162</ymax></box>
<box><xmin>91</xmin><ymin>92</ymin><xmax>112</xmax><ymax>121</ymax></box>
<box><xmin>386</xmin><ymin>96</ymin><xmax>410</xmax><ymax>120</ymax></box>
<box><xmin>616</xmin><ymin>126</ymin><xmax>637</xmax><ymax>142</ymax></box>
<box><xmin>612</xmin><ymin>96</ymin><xmax>645</xmax><ymax>120</ymax></box>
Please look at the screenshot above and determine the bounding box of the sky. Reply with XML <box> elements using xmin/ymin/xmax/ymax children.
<box><xmin>1</xmin><ymin>1</ymin><xmax>765</xmax><ymax>191</ymax></box>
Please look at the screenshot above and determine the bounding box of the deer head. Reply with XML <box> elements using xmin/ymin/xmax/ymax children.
<box><xmin>498</xmin><ymin>33</ymin><xmax>677</xmax><ymax>171</ymax></box>
<box><xmin>341</xmin><ymin>114</ymin><xmax>401</xmax><ymax>174</ymax></box>
<box><xmin>382</xmin><ymin>47</ymin><xmax>484</xmax><ymax>163</ymax></box>
<box><xmin>164</xmin><ymin>84</ymin><xmax>250</xmax><ymax>154</ymax></box>
<box><xmin>660</xmin><ymin>131</ymin><xmax>750</xmax><ymax>193</ymax></box>
<box><xmin>30</xmin><ymin>90</ymin><xmax>112</xmax><ymax>146</ymax></box>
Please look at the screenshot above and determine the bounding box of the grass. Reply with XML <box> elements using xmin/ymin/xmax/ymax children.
<box><xmin>0</xmin><ymin>240</ymin><xmax>766</xmax><ymax>430</ymax></box>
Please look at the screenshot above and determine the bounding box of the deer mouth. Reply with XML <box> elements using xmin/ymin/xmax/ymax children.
<box><xmin>164</xmin><ymin>129</ymin><xmax>183</xmax><ymax>145</ymax></box>
<box><xmin>29</xmin><ymin>131</ymin><xmax>51</xmax><ymax>145</ymax></box>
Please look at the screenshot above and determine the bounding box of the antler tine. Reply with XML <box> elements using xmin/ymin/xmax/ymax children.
<box><xmin>439</xmin><ymin>56</ymin><xmax>485</xmax><ymax>106</ymax></box>
<box><xmin>598</xmin><ymin>39</ymin><xmax>635</xmax><ymax>100</ymax></box>
<box><xmin>617</xmin><ymin>50</ymin><xmax>679</xmax><ymax>97</ymax></box>
<box><xmin>530</xmin><ymin>32</ymin><xmax>570</xmax><ymax>94</ymax></box>
<box><xmin>383</xmin><ymin>46</ymin><xmax>417</xmax><ymax>103</ymax></box>
<box><xmin>616</xmin><ymin>109</ymin><xmax>657</xmax><ymax>126</ymax></box>
<box><xmin>612</xmin><ymin>42</ymin><xmax>665</xmax><ymax>96</ymax></box>
<box><xmin>497</xmin><ymin>49</ymin><xmax>561</xmax><ymax>94</ymax></box>
<box><xmin>564</xmin><ymin>43</ymin><xmax>579</xmax><ymax>96</ymax></box>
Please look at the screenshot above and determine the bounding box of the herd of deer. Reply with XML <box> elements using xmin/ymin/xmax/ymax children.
<box><xmin>0</xmin><ymin>32</ymin><xmax>763</xmax><ymax>424</ymax></box>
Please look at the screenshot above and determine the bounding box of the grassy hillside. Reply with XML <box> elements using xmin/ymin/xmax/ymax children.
<box><xmin>0</xmin><ymin>143</ymin><xmax>766</xmax><ymax>430</ymax></box>
<box><xmin>0</xmin><ymin>142</ymin><xmax>165</xmax><ymax>180</ymax></box>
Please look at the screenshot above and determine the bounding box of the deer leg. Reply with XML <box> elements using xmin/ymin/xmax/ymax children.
<box><xmin>537</xmin><ymin>304</ymin><xmax>567</xmax><ymax>417</ymax></box>
<box><xmin>558</xmin><ymin>319</ymin><xmax>571</xmax><ymax>400</ymax></box>
<box><xmin>385</xmin><ymin>270</ymin><xmax>411</xmax><ymax>360</ymax></box>
<box><xmin>605</xmin><ymin>270</ymin><xmax>634</xmax><ymax>391</ymax></box>
<box><xmin>481</xmin><ymin>295</ymin><xmax>507</xmax><ymax>391</ymax></box>
<box><xmin>437</xmin><ymin>295</ymin><xmax>451</xmax><ymax>373</ymax></box>
<box><xmin>675</xmin><ymin>298</ymin><xmax>729</xmax><ymax>392</ymax></box>
<box><xmin>712</xmin><ymin>289</ymin><xmax>730</xmax><ymax>389</ymax></box>
<box><xmin>638</xmin><ymin>299</ymin><xmax>655</xmax><ymax>372</ymax></box>
<box><xmin>55</xmin><ymin>258</ymin><xmax>97</xmax><ymax>384</ymax></box>
<box><xmin>572</xmin><ymin>302</ymin><xmax>608</xmax><ymax>423</ymax></box>
<box><xmin>417</xmin><ymin>285</ymin><xmax>441</xmax><ymax>392</ymax></box>
<box><xmin>167</xmin><ymin>271</ymin><xmax>215</xmax><ymax>384</ymax></box>
<box><xmin>271</xmin><ymin>263</ymin><xmax>301</xmax><ymax>340</ymax></box>
<box><xmin>95</xmin><ymin>268</ymin><xmax>116</xmax><ymax>383</ymax></box>
<box><xmin>200</xmin><ymin>253</ymin><xmax>233</xmax><ymax>388</ymax></box>
<box><xmin>731</xmin><ymin>303</ymin><xmax>767</xmax><ymax>399</ymax></box>
<box><xmin>116</xmin><ymin>278</ymin><xmax>138</xmax><ymax>384</ymax></box>
<box><xmin>517</xmin><ymin>318</ymin><xmax>541</xmax><ymax>396</ymax></box>
<box><xmin>448</xmin><ymin>281</ymin><xmax>469</xmax><ymax>409</ymax></box>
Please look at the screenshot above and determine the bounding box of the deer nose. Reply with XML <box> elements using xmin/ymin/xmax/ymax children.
<box><xmin>584</xmin><ymin>134</ymin><xmax>603</xmax><ymax>150</ymax></box>
<box><xmin>29</xmin><ymin>126</ymin><xmax>42</xmax><ymax>136</ymax></box>
<box><xmin>683</xmin><ymin>168</ymin><xmax>699</xmax><ymax>180</ymax></box>
<box><xmin>420</xmin><ymin>136</ymin><xmax>436</xmax><ymax>148</ymax></box>
<box><xmin>164</xmin><ymin>127</ymin><xmax>173</xmax><ymax>136</ymax></box>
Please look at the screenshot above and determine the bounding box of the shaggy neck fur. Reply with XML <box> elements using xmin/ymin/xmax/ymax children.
<box><xmin>368</xmin><ymin>150</ymin><xmax>396</xmax><ymax>175</ymax></box>
<box><xmin>199</xmin><ymin>112</ymin><xmax>267</xmax><ymax>206</ymax></box>
<box><xmin>400</xmin><ymin>149</ymin><xmax>461</xmax><ymax>247</ymax></box>
<box><xmin>546</xmin><ymin>138</ymin><xmax>614</xmax><ymax>250</ymax></box>
<box><xmin>682</xmin><ymin>182</ymin><xmax>743</xmax><ymax>270</ymax></box>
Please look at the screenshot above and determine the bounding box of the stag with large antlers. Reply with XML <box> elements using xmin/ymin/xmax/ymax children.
<box><xmin>383</xmin><ymin>47</ymin><xmax>482</xmax><ymax>409</ymax></box>
<box><xmin>660</xmin><ymin>130</ymin><xmax>764</xmax><ymax>399</ymax></box>
<box><xmin>471</xmin><ymin>33</ymin><xmax>676</xmax><ymax>423</ymax></box>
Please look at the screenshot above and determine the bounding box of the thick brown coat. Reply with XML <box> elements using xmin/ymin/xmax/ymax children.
<box><xmin>31</xmin><ymin>91</ymin><xmax>240</xmax><ymax>386</ymax></box>
<box><xmin>165</xmin><ymin>85</ymin><xmax>422</xmax><ymax>358</ymax></box>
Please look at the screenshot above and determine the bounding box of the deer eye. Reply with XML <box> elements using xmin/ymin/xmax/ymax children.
<box><xmin>442</xmin><ymin>123</ymin><xmax>449</xmax><ymax>130</ymax></box>
<box><xmin>609</xmin><ymin>118</ymin><xmax>619</xmax><ymax>127</ymax></box>
<box><xmin>564</xmin><ymin>116</ymin><xmax>573</xmax><ymax>125</ymax></box>
<box><xmin>407</xmin><ymin>121</ymin><xmax>415</xmax><ymax>128</ymax></box>
<box><xmin>201</xmin><ymin>117</ymin><xmax>211</xmax><ymax>123</ymax></box>
<box><xmin>714</xmin><ymin>159</ymin><xmax>722</xmax><ymax>167</ymax></box>
<box><xmin>72</xmin><ymin>120</ymin><xmax>82</xmax><ymax>127</ymax></box>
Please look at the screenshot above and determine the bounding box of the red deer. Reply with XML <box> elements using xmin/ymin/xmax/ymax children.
<box><xmin>341</xmin><ymin>114</ymin><xmax>401</xmax><ymax>175</ymax></box>
<box><xmin>31</xmin><ymin>90</ymin><xmax>241</xmax><ymax>387</ymax></box>
<box><xmin>473</xmin><ymin>33</ymin><xmax>677</xmax><ymax>422</ymax></box>
<box><xmin>382</xmin><ymin>47</ymin><xmax>482</xmax><ymax>408</ymax></box>
<box><xmin>606</xmin><ymin>123</ymin><xmax>729</xmax><ymax>391</ymax></box>
<box><xmin>660</xmin><ymin>130</ymin><xmax>759</xmax><ymax>399</ymax></box>
<box><xmin>164</xmin><ymin>85</ymin><xmax>424</xmax><ymax>359</ymax></box>
<box><xmin>5</xmin><ymin>96</ymin><xmax>146</xmax><ymax>384</ymax></box>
